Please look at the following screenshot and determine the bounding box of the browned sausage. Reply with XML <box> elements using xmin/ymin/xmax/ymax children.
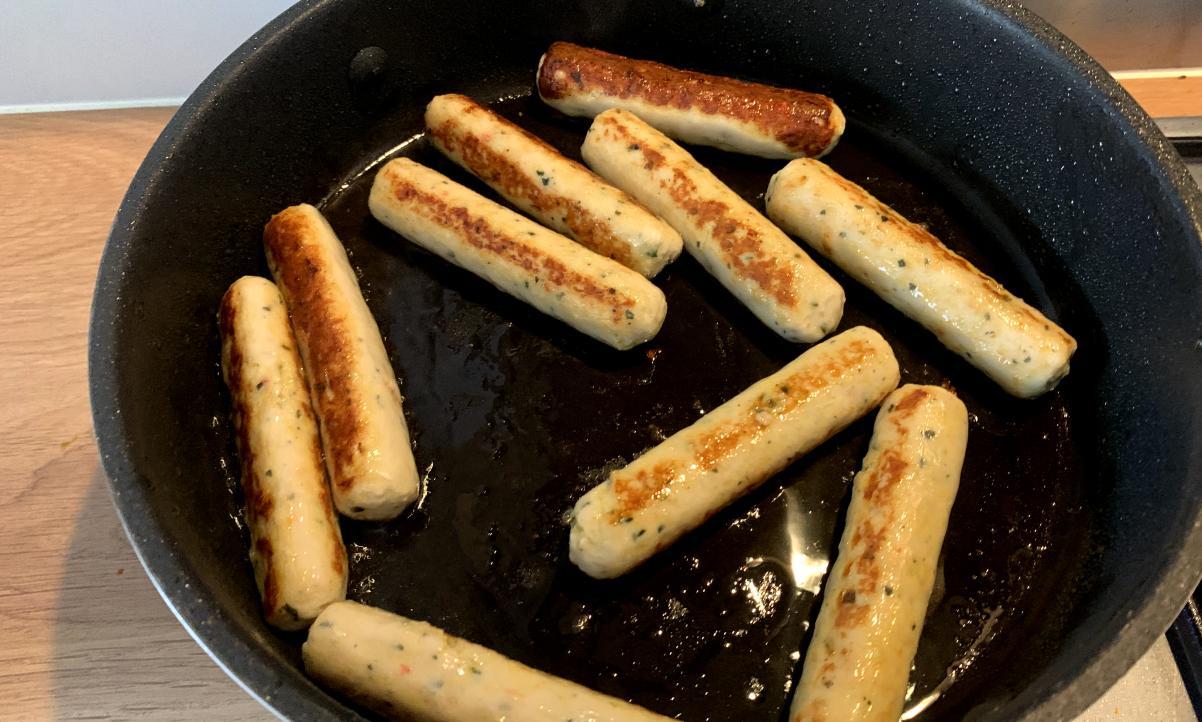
<box><xmin>537</xmin><ymin>41</ymin><xmax>845</xmax><ymax>159</ymax></box>
<box><xmin>426</xmin><ymin>94</ymin><xmax>682</xmax><ymax>277</ymax></box>
<box><xmin>264</xmin><ymin>205</ymin><xmax>420</xmax><ymax>520</ymax></box>
<box><xmin>790</xmin><ymin>385</ymin><xmax>967</xmax><ymax>721</ymax></box>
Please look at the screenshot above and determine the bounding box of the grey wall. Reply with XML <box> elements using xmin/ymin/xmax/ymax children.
<box><xmin>0</xmin><ymin>0</ymin><xmax>294</xmax><ymax>112</ymax></box>
<box><xmin>2</xmin><ymin>0</ymin><xmax>1198</xmax><ymax>114</ymax></box>
<box><xmin>1021</xmin><ymin>0</ymin><xmax>1202</xmax><ymax>70</ymax></box>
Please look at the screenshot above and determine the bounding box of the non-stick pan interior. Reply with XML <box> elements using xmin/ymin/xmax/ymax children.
<box><xmin>289</xmin><ymin>93</ymin><xmax>1096</xmax><ymax>721</ymax></box>
<box><xmin>90</xmin><ymin>1</ymin><xmax>1202</xmax><ymax>720</ymax></box>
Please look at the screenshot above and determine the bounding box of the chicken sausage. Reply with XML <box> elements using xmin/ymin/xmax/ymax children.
<box><xmin>369</xmin><ymin>157</ymin><xmax>667</xmax><ymax>350</ymax></box>
<box><xmin>264</xmin><ymin>204</ymin><xmax>420</xmax><ymax>520</ymax></box>
<box><xmin>538</xmin><ymin>41</ymin><xmax>845</xmax><ymax>159</ymax></box>
<box><xmin>582</xmin><ymin>108</ymin><xmax>844</xmax><ymax>342</ymax></box>
<box><xmin>789</xmin><ymin>384</ymin><xmax>968</xmax><ymax>722</ymax></box>
<box><xmin>765</xmin><ymin>158</ymin><xmax>1077</xmax><ymax>398</ymax></box>
<box><xmin>303</xmin><ymin>601</ymin><xmax>675</xmax><ymax>721</ymax></box>
<box><xmin>219</xmin><ymin>276</ymin><xmax>347</xmax><ymax>629</ymax></box>
<box><xmin>426</xmin><ymin>93</ymin><xmax>682</xmax><ymax>277</ymax></box>
<box><xmin>569</xmin><ymin>326</ymin><xmax>899</xmax><ymax>579</ymax></box>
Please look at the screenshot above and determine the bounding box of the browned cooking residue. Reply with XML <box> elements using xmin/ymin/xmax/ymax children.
<box><xmin>429</xmin><ymin>95</ymin><xmax>637</xmax><ymax>267</ymax></box>
<box><xmin>219</xmin><ymin>287</ymin><xmax>275</xmax><ymax>522</ymax></box>
<box><xmin>601</xmin><ymin>114</ymin><xmax>797</xmax><ymax>306</ymax></box>
<box><xmin>834</xmin><ymin>590</ymin><xmax>873</xmax><ymax>629</ymax></box>
<box><xmin>380</xmin><ymin>165</ymin><xmax>636</xmax><ymax>322</ymax></box>
<box><xmin>818</xmin><ymin>660</ymin><xmax>836</xmax><ymax>681</ymax></box>
<box><xmin>888</xmin><ymin>386</ymin><xmax>929</xmax><ymax>418</ymax></box>
<box><xmin>792</xmin><ymin>697</ymin><xmax>830</xmax><ymax>722</ymax></box>
<box><xmin>609</xmin><ymin>460</ymin><xmax>679</xmax><ymax>522</ymax></box>
<box><xmin>841</xmin><ymin>450</ymin><xmax>908</xmax><ymax>598</ymax></box>
<box><xmin>609</xmin><ymin>339</ymin><xmax>876</xmax><ymax>521</ymax></box>
<box><xmin>264</xmin><ymin>207</ymin><xmax>367</xmax><ymax>491</ymax></box>
<box><xmin>539</xmin><ymin>42</ymin><xmax>840</xmax><ymax>157</ymax></box>
<box><xmin>836</xmin><ymin>386</ymin><xmax>932</xmax><ymax>630</ymax></box>
<box><xmin>815</xmin><ymin>165</ymin><xmax>1073</xmax><ymax>347</ymax></box>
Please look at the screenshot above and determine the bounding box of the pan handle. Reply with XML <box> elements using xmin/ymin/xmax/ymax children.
<box><xmin>1166</xmin><ymin>595</ymin><xmax>1202</xmax><ymax>717</ymax></box>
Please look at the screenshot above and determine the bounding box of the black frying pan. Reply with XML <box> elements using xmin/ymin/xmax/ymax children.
<box><xmin>88</xmin><ymin>1</ymin><xmax>1202</xmax><ymax>719</ymax></box>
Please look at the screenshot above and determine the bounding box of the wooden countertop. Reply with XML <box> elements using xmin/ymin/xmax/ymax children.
<box><xmin>0</xmin><ymin>78</ymin><xmax>1197</xmax><ymax>720</ymax></box>
<box><xmin>0</xmin><ymin>108</ymin><xmax>265</xmax><ymax>720</ymax></box>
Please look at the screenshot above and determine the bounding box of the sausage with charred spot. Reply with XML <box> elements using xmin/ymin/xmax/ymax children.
<box><xmin>219</xmin><ymin>276</ymin><xmax>347</xmax><ymax>629</ymax></box>
<box><xmin>537</xmin><ymin>42</ymin><xmax>845</xmax><ymax>159</ymax></box>
<box><xmin>303</xmin><ymin>601</ymin><xmax>675</xmax><ymax>721</ymax></box>
<box><xmin>790</xmin><ymin>384</ymin><xmax>968</xmax><ymax>722</ymax></box>
<box><xmin>569</xmin><ymin>326</ymin><xmax>899</xmax><ymax>579</ymax></box>
<box><xmin>582</xmin><ymin>108</ymin><xmax>844</xmax><ymax>342</ymax></box>
<box><xmin>766</xmin><ymin>159</ymin><xmax>1076</xmax><ymax>398</ymax></box>
<box><xmin>369</xmin><ymin>158</ymin><xmax>667</xmax><ymax>350</ymax></box>
<box><xmin>425</xmin><ymin>94</ymin><xmax>682</xmax><ymax>277</ymax></box>
<box><xmin>264</xmin><ymin>204</ymin><xmax>420</xmax><ymax>520</ymax></box>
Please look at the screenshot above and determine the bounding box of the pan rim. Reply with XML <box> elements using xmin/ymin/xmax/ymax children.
<box><xmin>89</xmin><ymin>4</ymin><xmax>350</xmax><ymax>719</ymax></box>
<box><xmin>949</xmin><ymin>3</ymin><xmax>1202</xmax><ymax>719</ymax></box>
<box><xmin>87</xmin><ymin>0</ymin><xmax>1202</xmax><ymax>720</ymax></box>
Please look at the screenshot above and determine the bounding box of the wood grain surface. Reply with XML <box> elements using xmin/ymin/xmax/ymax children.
<box><xmin>0</xmin><ymin>77</ymin><xmax>1196</xmax><ymax>720</ymax></box>
<box><xmin>1117</xmin><ymin>75</ymin><xmax>1202</xmax><ymax>118</ymax></box>
<box><xmin>0</xmin><ymin>108</ymin><xmax>267</xmax><ymax>721</ymax></box>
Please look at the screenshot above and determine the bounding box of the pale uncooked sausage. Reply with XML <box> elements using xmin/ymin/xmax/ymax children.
<box><xmin>303</xmin><ymin>601</ymin><xmax>675</xmax><ymax>721</ymax></box>
<box><xmin>766</xmin><ymin>158</ymin><xmax>1076</xmax><ymax>398</ymax></box>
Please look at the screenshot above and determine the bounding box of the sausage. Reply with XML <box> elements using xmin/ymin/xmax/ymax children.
<box><xmin>765</xmin><ymin>159</ymin><xmax>1077</xmax><ymax>398</ymax></box>
<box><xmin>537</xmin><ymin>41</ymin><xmax>845</xmax><ymax>159</ymax></box>
<box><xmin>425</xmin><ymin>94</ymin><xmax>683</xmax><ymax>277</ymax></box>
<box><xmin>569</xmin><ymin>326</ymin><xmax>899</xmax><ymax>579</ymax></box>
<box><xmin>789</xmin><ymin>384</ymin><xmax>968</xmax><ymax>722</ymax></box>
<box><xmin>264</xmin><ymin>204</ymin><xmax>420</xmax><ymax>520</ymax></box>
<box><xmin>582</xmin><ymin>108</ymin><xmax>844</xmax><ymax>342</ymax></box>
<box><xmin>303</xmin><ymin>601</ymin><xmax>675</xmax><ymax>721</ymax></box>
<box><xmin>369</xmin><ymin>157</ymin><xmax>668</xmax><ymax>350</ymax></box>
<box><xmin>218</xmin><ymin>276</ymin><xmax>347</xmax><ymax>629</ymax></box>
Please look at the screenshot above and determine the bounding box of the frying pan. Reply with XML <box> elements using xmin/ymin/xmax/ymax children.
<box><xmin>88</xmin><ymin>0</ymin><xmax>1202</xmax><ymax>719</ymax></box>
